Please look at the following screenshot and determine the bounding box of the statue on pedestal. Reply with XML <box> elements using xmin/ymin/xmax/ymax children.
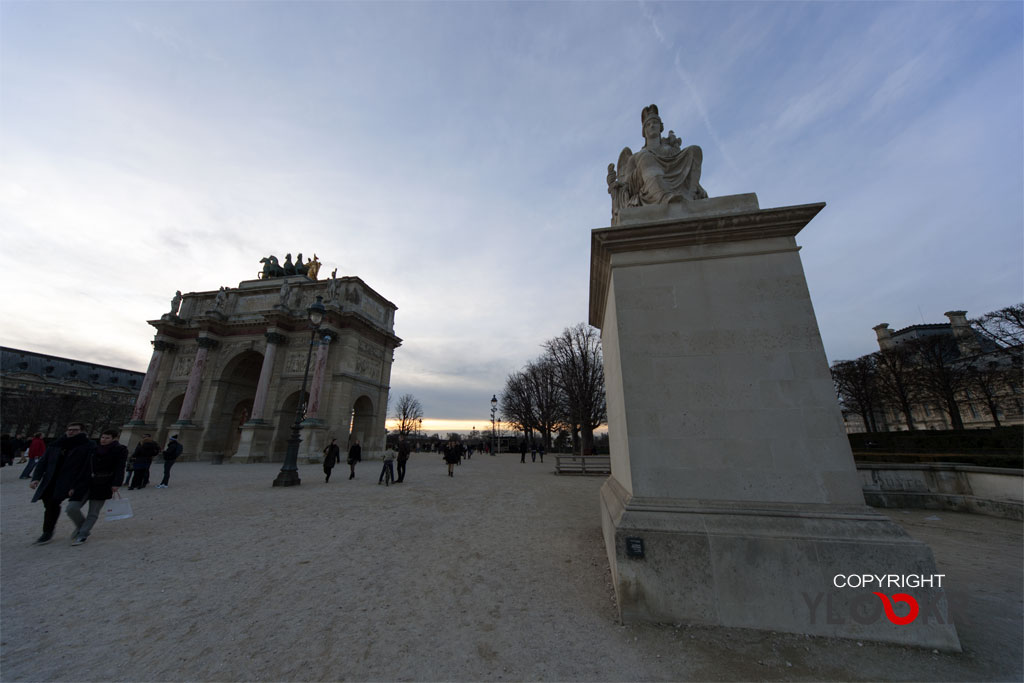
<box><xmin>214</xmin><ymin>286</ymin><xmax>228</xmax><ymax>311</ymax></box>
<box><xmin>169</xmin><ymin>290</ymin><xmax>182</xmax><ymax>316</ymax></box>
<box><xmin>607</xmin><ymin>104</ymin><xmax>708</xmax><ymax>224</ymax></box>
<box><xmin>279</xmin><ymin>279</ymin><xmax>291</xmax><ymax>307</ymax></box>
<box><xmin>326</xmin><ymin>269</ymin><xmax>338</xmax><ymax>303</ymax></box>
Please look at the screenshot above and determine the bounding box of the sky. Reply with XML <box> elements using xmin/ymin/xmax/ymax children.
<box><xmin>1</xmin><ymin>1</ymin><xmax>1021</xmax><ymax>433</ymax></box>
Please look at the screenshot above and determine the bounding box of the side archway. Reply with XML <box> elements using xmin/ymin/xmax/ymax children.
<box><xmin>156</xmin><ymin>393</ymin><xmax>186</xmax><ymax>446</ymax></box>
<box><xmin>349</xmin><ymin>395</ymin><xmax>375</xmax><ymax>449</ymax></box>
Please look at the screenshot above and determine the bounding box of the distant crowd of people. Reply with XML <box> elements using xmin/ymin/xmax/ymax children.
<box><xmin>10</xmin><ymin>425</ymin><xmax>554</xmax><ymax>545</ymax></box>
<box><xmin>318</xmin><ymin>435</ymin><xmax>487</xmax><ymax>483</ymax></box>
<box><xmin>15</xmin><ymin>423</ymin><xmax>183</xmax><ymax>547</ymax></box>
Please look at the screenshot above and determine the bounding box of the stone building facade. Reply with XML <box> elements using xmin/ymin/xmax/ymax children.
<box><xmin>119</xmin><ymin>273</ymin><xmax>400</xmax><ymax>463</ymax></box>
<box><xmin>1</xmin><ymin>347</ymin><xmax>144</xmax><ymax>438</ymax></box>
<box><xmin>841</xmin><ymin>310</ymin><xmax>1022</xmax><ymax>432</ymax></box>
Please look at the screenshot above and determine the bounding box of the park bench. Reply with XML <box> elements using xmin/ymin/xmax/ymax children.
<box><xmin>554</xmin><ymin>454</ymin><xmax>611</xmax><ymax>475</ymax></box>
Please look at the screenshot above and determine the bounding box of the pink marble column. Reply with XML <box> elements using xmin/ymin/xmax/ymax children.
<box><xmin>305</xmin><ymin>332</ymin><xmax>333</xmax><ymax>419</ymax></box>
<box><xmin>130</xmin><ymin>340</ymin><xmax>173</xmax><ymax>422</ymax></box>
<box><xmin>250</xmin><ymin>332</ymin><xmax>286</xmax><ymax>422</ymax></box>
<box><xmin>177</xmin><ymin>337</ymin><xmax>219</xmax><ymax>423</ymax></box>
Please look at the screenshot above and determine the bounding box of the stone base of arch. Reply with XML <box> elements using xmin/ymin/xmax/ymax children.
<box><xmin>169</xmin><ymin>423</ymin><xmax>206</xmax><ymax>463</ymax></box>
<box><xmin>298</xmin><ymin>418</ymin><xmax>328</xmax><ymax>464</ymax></box>
<box><xmin>118</xmin><ymin>423</ymin><xmax>156</xmax><ymax>454</ymax></box>
<box><xmin>231</xmin><ymin>422</ymin><xmax>274</xmax><ymax>463</ymax></box>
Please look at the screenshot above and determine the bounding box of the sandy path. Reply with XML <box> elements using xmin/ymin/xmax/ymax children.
<box><xmin>1</xmin><ymin>454</ymin><xmax>1020</xmax><ymax>682</ymax></box>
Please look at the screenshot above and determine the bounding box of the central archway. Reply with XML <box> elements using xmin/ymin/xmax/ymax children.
<box><xmin>204</xmin><ymin>350</ymin><xmax>262</xmax><ymax>459</ymax></box>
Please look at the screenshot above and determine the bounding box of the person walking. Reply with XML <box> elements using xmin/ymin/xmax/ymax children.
<box><xmin>531</xmin><ymin>443</ymin><xmax>537</xmax><ymax>463</ymax></box>
<box><xmin>14</xmin><ymin>433</ymin><xmax>28</xmax><ymax>463</ymax></box>
<box><xmin>538</xmin><ymin>443</ymin><xmax>545</xmax><ymax>463</ymax></box>
<box><xmin>378</xmin><ymin>447</ymin><xmax>395</xmax><ymax>485</ymax></box>
<box><xmin>520</xmin><ymin>440</ymin><xmax>527</xmax><ymax>464</ymax></box>
<box><xmin>28</xmin><ymin>422</ymin><xmax>95</xmax><ymax>545</ymax></box>
<box><xmin>347</xmin><ymin>440</ymin><xmax>361</xmax><ymax>479</ymax></box>
<box><xmin>156</xmin><ymin>435</ymin><xmax>182</xmax><ymax>488</ymax></box>
<box><xmin>19</xmin><ymin>433</ymin><xmax>46</xmax><ymax>479</ymax></box>
<box><xmin>128</xmin><ymin>434</ymin><xmax>159</xmax><ymax>489</ymax></box>
<box><xmin>0</xmin><ymin>434</ymin><xmax>14</xmax><ymax>467</ymax></box>
<box><xmin>322</xmin><ymin>438</ymin><xmax>340</xmax><ymax>482</ymax></box>
<box><xmin>443</xmin><ymin>441</ymin><xmax>459</xmax><ymax>477</ymax></box>
<box><xmin>66</xmin><ymin>428</ymin><xmax>128</xmax><ymax>546</ymax></box>
<box><xmin>396</xmin><ymin>437</ymin><xmax>410</xmax><ymax>483</ymax></box>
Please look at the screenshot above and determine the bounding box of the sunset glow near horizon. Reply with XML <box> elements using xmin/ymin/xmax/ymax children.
<box><xmin>385</xmin><ymin>419</ymin><xmax>607</xmax><ymax>437</ymax></box>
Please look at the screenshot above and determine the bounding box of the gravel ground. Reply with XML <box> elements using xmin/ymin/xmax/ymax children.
<box><xmin>1</xmin><ymin>453</ymin><xmax>1020</xmax><ymax>682</ymax></box>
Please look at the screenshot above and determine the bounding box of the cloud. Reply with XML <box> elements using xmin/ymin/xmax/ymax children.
<box><xmin>1</xmin><ymin>1</ymin><xmax>1020</xmax><ymax>425</ymax></box>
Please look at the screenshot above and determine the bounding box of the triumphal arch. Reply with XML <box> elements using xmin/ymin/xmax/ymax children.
<box><xmin>120</xmin><ymin>256</ymin><xmax>400</xmax><ymax>464</ymax></box>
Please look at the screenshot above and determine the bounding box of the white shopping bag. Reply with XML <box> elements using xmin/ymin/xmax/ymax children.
<box><xmin>104</xmin><ymin>494</ymin><xmax>133</xmax><ymax>521</ymax></box>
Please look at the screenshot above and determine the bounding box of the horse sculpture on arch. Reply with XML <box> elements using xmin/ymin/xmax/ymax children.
<box><xmin>259</xmin><ymin>256</ymin><xmax>285</xmax><ymax>279</ymax></box>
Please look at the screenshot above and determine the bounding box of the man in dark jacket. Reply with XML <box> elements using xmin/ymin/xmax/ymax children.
<box><xmin>156</xmin><ymin>435</ymin><xmax>182</xmax><ymax>488</ymax></box>
<box><xmin>66</xmin><ymin>428</ymin><xmax>128</xmax><ymax>545</ymax></box>
<box><xmin>29</xmin><ymin>422</ymin><xmax>95</xmax><ymax>545</ymax></box>
<box><xmin>322</xmin><ymin>438</ymin><xmax>341</xmax><ymax>483</ymax></box>
<box><xmin>396</xmin><ymin>437</ymin><xmax>411</xmax><ymax>483</ymax></box>
<box><xmin>347</xmin><ymin>440</ymin><xmax>361</xmax><ymax>480</ymax></box>
<box><xmin>128</xmin><ymin>434</ymin><xmax>160</xmax><ymax>489</ymax></box>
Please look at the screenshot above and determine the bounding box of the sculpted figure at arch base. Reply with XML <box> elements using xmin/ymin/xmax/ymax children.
<box><xmin>590</xmin><ymin>104</ymin><xmax>960</xmax><ymax>650</ymax></box>
<box><xmin>119</xmin><ymin>259</ymin><xmax>400</xmax><ymax>476</ymax></box>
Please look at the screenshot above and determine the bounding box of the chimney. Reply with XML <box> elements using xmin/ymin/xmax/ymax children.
<box><xmin>873</xmin><ymin>323</ymin><xmax>894</xmax><ymax>351</ymax></box>
<box><xmin>945</xmin><ymin>310</ymin><xmax>981</xmax><ymax>356</ymax></box>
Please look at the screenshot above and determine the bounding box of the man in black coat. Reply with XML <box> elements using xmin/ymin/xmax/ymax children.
<box><xmin>128</xmin><ymin>434</ymin><xmax>160</xmax><ymax>489</ymax></box>
<box><xmin>29</xmin><ymin>422</ymin><xmax>95</xmax><ymax>545</ymax></box>
<box><xmin>66</xmin><ymin>428</ymin><xmax>128</xmax><ymax>545</ymax></box>
<box><xmin>396</xmin><ymin>437</ymin><xmax>410</xmax><ymax>483</ymax></box>
<box><xmin>322</xmin><ymin>438</ymin><xmax>340</xmax><ymax>483</ymax></box>
<box><xmin>347</xmin><ymin>440</ymin><xmax>361</xmax><ymax>480</ymax></box>
<box><xmin>156</xmin><ymin>434</ymin><xmax>182</xmax><ymax>488</ymax></box>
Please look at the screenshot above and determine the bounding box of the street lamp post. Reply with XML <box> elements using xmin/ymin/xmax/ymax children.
<box><xmin>490</xmin><ymin>394</ymin><xmax>497</xmax><ymax>456</ymax></box>
<box><xmin>273</xmin><ymin>295</ymin><xmax>326</xmax><ymax>487</ymax></box>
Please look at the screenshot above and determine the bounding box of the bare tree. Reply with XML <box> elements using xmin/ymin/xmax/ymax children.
<box><xmin>970</xmin><ymin>303</ymin><xmax>1024</xmax><ymax>349</ymax></box>
<box><xmin>544</xmin><ymin>324</ymin><xmax>607</xmax><ymax>455</ymax></box>
<box><xmin>499</xmin><ymin>370</ymin><xmax>534</xmax><ymax>439</ymax></box>
<box><xmin>965</xmin><ymin>360</ymin><xmax>1011</xmax><ymax>428</ymax></box>
<box><xmin>831</xmin><ymin>355</ymin><xmax>882</xmax><ymax>432</ymax></box>
<box><xmin>524</xmin><ymin>359</ymin><xmax>561</xmax><ymax>450</ymax></box>
<box><xmin>875</xmin><ymin>348</ymin><xmax>919</xmax><ymax>431</ymax></box>
<box><xmin>391</xmin><ymin>393</ymin><xmax>424</xmax><ymax>437</ymax></box>
<box><xmin>908</xmin><ymin>336</ymin><xmax>968</xmax><ymax>430</ymax></box>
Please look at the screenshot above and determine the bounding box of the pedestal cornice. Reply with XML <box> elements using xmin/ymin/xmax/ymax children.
<box><xmin>589</xmin><ymin>202</ymin><xmax>825</xmax><ymax>328</ymax></box>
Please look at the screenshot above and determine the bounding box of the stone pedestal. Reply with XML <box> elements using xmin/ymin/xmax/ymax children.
<box><xmin>167</xmin><ymin>423</ymin><xmax>204</xmax><ymax>463</ymax></box>
<box><xmin>298</xmin><ymin>418</ymin><xmax>328</xmax><ymax>463</ymax></box>
<box><xmin>589</xmin><ymin>196</ymin><xmax>960</xmax><ymax>650</ymax></box>
<box><xmin>230</xmin><ymin>422</ymin><xmax>274</xmax><ymax>463</ymax></box>
<box><xmin>118</xmin><ymin>422</ymin><xmax>156</xmax><ymax>451</ymax></box>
